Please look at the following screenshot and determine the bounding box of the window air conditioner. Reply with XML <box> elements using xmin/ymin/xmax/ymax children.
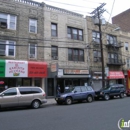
<box><xmin>0</xmin><ymin>49</ymin><xmax>5</xmax><ymax>56</ymax></box>
<box><xmin>30</xmin><ymin>54</ymin><xmax>35</xmax><ymax>58</ymax></box>
<box><xmin>0</xmin><ymin>22</ymin><xmax>7</xmax><ymax>29</ymax></box>
<box><xmin>52</xmin><ymin>56</ymin><xmax>58</xmax><ymax>60</ymax></box>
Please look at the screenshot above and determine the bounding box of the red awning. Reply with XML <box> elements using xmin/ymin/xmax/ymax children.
<box><xmin>107</xmin><ymin>71</ymin><xmax>124</xmax><ymax>79</ymax></box>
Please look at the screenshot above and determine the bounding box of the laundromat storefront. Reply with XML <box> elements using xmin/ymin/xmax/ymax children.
<box><xmin>0</xmin><ymin>60</ymin><xmax>47</xmax><ymax>92</ymax></box>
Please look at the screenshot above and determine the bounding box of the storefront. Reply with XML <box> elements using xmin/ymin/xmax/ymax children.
<box><xmin>0</xmin><ymin>60</ymin><xmax>47</xmax><ymax>92</ymax></box>
<box><xmin>107</xmin><ymin>71</ymin><xmax>125</xmax><ymax>85</ymax></box>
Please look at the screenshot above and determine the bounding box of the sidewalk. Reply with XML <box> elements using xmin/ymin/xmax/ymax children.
<box><xmin>46</xmin><ymin>98</ymin><xmax>57</xmax><ymax>105</ymax></box>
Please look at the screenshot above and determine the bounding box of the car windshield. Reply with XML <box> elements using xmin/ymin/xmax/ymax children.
<box><xmin>64</xmin><ymin>87</ymin><xmax>75</xmax><ymax>93</ymax></box>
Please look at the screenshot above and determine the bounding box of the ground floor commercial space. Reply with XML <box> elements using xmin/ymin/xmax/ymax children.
<box><xmin>0</xmin><ymin>59</ymin><xmax>47</xmax><ymax>92</ymax></box>
<box><xmin>46</xmin><ymin>68</ymin><xmax>91</xmax><ymax>97</ymax></box>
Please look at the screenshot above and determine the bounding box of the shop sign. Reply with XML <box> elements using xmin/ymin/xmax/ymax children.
<box><xmin>64</xmin><ymin>69</ymin><xmax>89</xmax><ymax>74</ymax></box>
<box><xmin>58</xmin><ymin>69</ymin><xmax>63</xmax><ymax>76</ymax></box>
<box><xmin>50</xmin><ymin>63</ymin><xmax>58</xmax><ymax>72</ymax></box>
<box><xmin>0</xmin><ymin>60</ymin><xmax>47</xmax><ymax>78</ymax></box>
<box><xmin>107</xmin><ymin>71</ymin><xmax>124</xmax><ymax>79</ymax></box>
<box><xmin>0</xmin><ymin>81</ymin><xmax>4</xmax><ymax>84</ymax></box>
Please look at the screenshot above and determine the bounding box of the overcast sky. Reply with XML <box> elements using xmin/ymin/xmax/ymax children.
<box><xmin>35</xmin><ymin>0</ymin><xmax>130</xmax><ymax>23</ymax></box>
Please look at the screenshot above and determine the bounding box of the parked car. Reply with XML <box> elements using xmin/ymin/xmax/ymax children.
<box><xmin>55</xmin><ymin>86</ymin><xmax>95</xmax><ymax>105</ymax></box>
<box><xmin>95</xmin><ymin>84</ymin><xmax>125</xmax><ymax>100</ymax></box>
<box><xmin>0</xmin><ymin>87</ymin><xmax>47</xmax><ymax>109</ymax></box>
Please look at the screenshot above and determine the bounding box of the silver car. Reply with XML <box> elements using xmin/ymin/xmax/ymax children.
<box><xmin>0</xmin><ymin>87</ymin><xmax>47</xmax><ymax>109</ymax></box>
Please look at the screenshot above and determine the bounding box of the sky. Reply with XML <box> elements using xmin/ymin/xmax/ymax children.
<box><xmin>35</xmin><ymin>0</ymin><xmax>130</xmax><ymax>23</ymax></box>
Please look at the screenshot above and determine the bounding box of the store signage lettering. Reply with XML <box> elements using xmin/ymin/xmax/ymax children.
<box><xmin>64</xmin><ymin>69</ymin><xmax>89</xmax><ymax>74</ymax></box>
<box><xmin>0</xmin><ymin>60</ymin><xmax>47</xmax><ymax>78</ymax></box>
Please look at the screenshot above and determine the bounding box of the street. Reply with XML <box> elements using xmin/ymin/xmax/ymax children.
<box><xmin>0</xmin><ymin>97</ymin><xmax>130</xmax><ymax>130</ymax></box>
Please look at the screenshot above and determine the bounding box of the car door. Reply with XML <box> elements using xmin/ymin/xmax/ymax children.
<box><xmin>73</xmin><ymin>86</ymin><xmax>82</xmax><ymax>100</ymax></box>
<box><xmin>110</xmin><ymin>86</ymin><xmax>117</xmax><ymax>96</ymax></box>
<box><xmin>0</xmin><ymin>88</ymin><xmax>18</xmax><ymax>108</ymax></box>
<box><xmin>80</xmin><ymin>86</ymin><xmax>88</xmax><ymax>99</ymax></box>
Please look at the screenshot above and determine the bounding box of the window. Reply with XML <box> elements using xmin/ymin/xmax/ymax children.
<box><xmin>125</xmin><ymin>42</ymin><xmax>129</xmax><ymax>51</ymax></box>
<box><xmin>0</xmin><ymin>13</ymin><xmax>17</xmax><ymax>30</ymax></box>
<box><xmin>31</xmin><ymin>88</ymin><xmax>42</xmax><ymax>93</ymax></box>
<box><xmin>19</xmin><ymin>88</ymin><xmax>32</xmax><ymax>95</ymax></box>
<box><xmin>68</xmin><ymin>48</ymin><xmax>84</xmax><ymax>61</ymax></box>
<box><xmin>81</xmin><ymin>86</ymin><xmax>87</xmax><ymax>92</ymax></box>
<box><xmin>107</xmin><ymin>35</ymin><xmax>117</xmax><ymax>45</ymax></box>
<box><xmin>126</xmin><ymin>58</ymin><xmax>130</xmax><ymax>68</ymax></box>
<box><xmin>67</xmin><ymin>27</ymin><xmax>83</xmax><ymax>41</ymax></box>
<box><xmin>74</xmin><ymin>87</ymin><xmax>81</xmax><ymax>92</ymax></box>
<box><xmin>92</xmin><ymin>31</ymin><xmax>100</xmax><ymax>44</ymax></box>
<box><xmin>3</xmin><ymin>88</ymin><xmax>17</xmax><ymax>96</ymax></box>
<box><xmin>51</xmin><ymin>46</ymin><xmax>58</xmax><ymax>60</ymax></box>
<box><xmin>51</xmin><ymin>23</ymin><xmax>57</xmax><ymax>37</ymax></box>
<box><xmin>29</xmin><ymin>19</ymin><xmax>37</xmax><ymax>33</ymax></box>
<box><xmin>93</xmin><ymin>51</ymin><xmax>101</xmax><ymax>62</ymax></box>
<box><xmin>0</xmin><ymin>40</ymin><xmax>15</xmax><ymax>56</ymax></box>
<box><xmin>108</xmin><ymin>53</ymin><xmax>118</xmax><ymax>63</ymax></box>
<box><xmin>29</xmin><ymin>44</ymin><xmax>37</xmax><ymax>59</ymax></box>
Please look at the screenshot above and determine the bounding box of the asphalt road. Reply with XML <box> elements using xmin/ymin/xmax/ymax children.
<box><xmin>0</xmin><ymin>97</ymin><xmax>130</xmax><ymax>130</ymax></box>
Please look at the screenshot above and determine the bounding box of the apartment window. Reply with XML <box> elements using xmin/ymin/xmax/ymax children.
<box><xmin>93</xmin><ymin>51</ymin><xmax>101</xmax><ymax>62</ymax></box>
<box><xmin>29</xmin><ymin>44</ymin><xmax>37</xmax><ymax>58</ymax></box>
<box><xmin>68</xmin><ymin>48</ymin><xmax>84</xmax><ymax>61</ymax></box>
<box><xmin>0</xmin><ymin>13</ymin><xmax>17</xmax><ymax>30</ymax></box>
<box><xmin>51</xmin><ymin>23</ymin><xmax>57</xmax><ymax>37</ymax></box>
<box><xmin>107</xmin><ymin>35</ymin><xmax>117</xmax><ymax>45</ymax></box>
<box><xmin>29</xmin><ymin>19</ymin><xmax>37</xmax><ymax>33</ymax></box>
<box><xmin>51</xmin><ymin>46</ymin><xmax>58</xmax><ymax>60</ymax></box>
<box><xmin>92</xmin><ymin>31</ymin><xmax>100</xmax><ymax>44</ymax></box>
<box><xmin>108</xmin><ymin>53</ymin><xmax>118</xmax><ymax>63</ymax></box>
<box><xmin>0</xmin><ymin>40</ymin><xmax>15</xmax><ymax>56</ymax></box>
<box><xmin>67</xmin><ymin>27</ymin><xmax>83</xmax><ymax>41</ymax></box>
<box><xmin>125</xmin><ymin>42</ymin><xmax>129</xmax><ymax>51</ymax></box>
<box><xmin>126</xmin><ymin>58</ymin><xmax>130</xmax><ymax>68</ymax></box>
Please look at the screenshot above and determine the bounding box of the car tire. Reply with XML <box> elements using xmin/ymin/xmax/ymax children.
<box><xmin>120</xmin><ymin>93</ymin><xmax>124</xmax><ymax>98</ymax></box>
<box><xmin>31</xmin><ymin>100</ymin><xmax>40</xmax><ymax>109</ymax></box>
<box><xmin>104</xmin><ymin>94</ymin><xmax>110</xmax><ymax>101</ymax></box>
<box><xmin>65</xmin><ymin>97</ymin><xmax>72</xmax><ymax>105</ymax></box>
<box><xmin>56</xmin><ymin>101</ymin><xmax>62</xmax><ymax>105</ymax></box>
<box><xmin>87</xmin><ymin>95</ymin><xmax>93</xmax><ymax>103</ymax></box>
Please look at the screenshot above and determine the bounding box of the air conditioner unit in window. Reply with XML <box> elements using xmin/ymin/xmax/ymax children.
<box><xmin>0</xmin><ymin>49</ymin><xmax>5</xmax><ymax>56</ymax></box>
<box><xmin>30</xmin><ymin>54</ymin><xmax>35</xmax><ymax>58</ymax></box>
<box><xmin>0</xmin><ymin>22</ymin><xmax>7</xmax><ymax>29</ymax></box>
<box><xmin>52</xmin><ymin>56</ymin><xmax>58</xmax><ymax>60</ymax></box>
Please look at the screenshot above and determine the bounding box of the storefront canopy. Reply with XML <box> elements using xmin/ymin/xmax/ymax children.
<box><xmin>107</xmin><ymin>71</ymin><xmax>124</xmax><ymax>79</ymax></box>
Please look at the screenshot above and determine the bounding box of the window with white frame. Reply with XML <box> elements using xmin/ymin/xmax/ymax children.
<box><xmin>0</xmin><ymin>40</ymin><xmax>15</xmax><ymax>56</ymax></box>
<box><xmin>29</xmin><ymin>19</ymin><xmax>37</xmax><ymax>33</ymax></box>
<box><xmin>92</xmin><ymin>31</ymin><xmax>100</xmax><ymax>44</ymax></box>
<box><xmin>51</xmin><ymin>23</ymin><xmax>57</xmax><ymax>37</ymax></box>
<box><xmin>107</xmin><ymin>35</ymin><xmax>117</xmax><ymax>45</ymax></box>
<box><xmin>93</xmin><ymin>50</ymin><xmax>101</xmax><ymax>62</ymax></box>
<box><xmin>126</xmin><ymin>58</ymin><xmax>130</xmax><ymax>68</ymax></box>
<box><xmin>0</xmin><ymin>13</ymin><xmax>17</xmax><ymax>30</ymax></box>
<box><xmin>125</xmin><ymin>42</ymin><xmax>129</xmax><ymax>51</ymax></box>
<box><xmin>29</xmin><ymin>44</ymin><xmax>37</xmax><ymax>58</ymax></box>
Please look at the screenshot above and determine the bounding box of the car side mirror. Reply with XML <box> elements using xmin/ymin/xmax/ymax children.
<box><xmin>0</xmin><ymin>93</ymin><xmax>4</xmax><ymax>97</ymax></box>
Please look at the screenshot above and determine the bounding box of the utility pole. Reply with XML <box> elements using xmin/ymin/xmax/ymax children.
<box><xmin>90</xmin><ymin>3</ymin><xmax>106</xmax><ymax>88</ymax></box>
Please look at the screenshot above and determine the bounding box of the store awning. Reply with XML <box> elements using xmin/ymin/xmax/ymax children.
<box><xmin>107</xmin><ymin>71</ymin><xmax>124</xmax><ymax>79</ymax></box>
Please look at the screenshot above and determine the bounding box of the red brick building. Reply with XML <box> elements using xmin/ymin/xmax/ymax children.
<box><xmin>112</xmin><ymin>8</ymin><xmax>130</xmax><ymax>32</ymax></box>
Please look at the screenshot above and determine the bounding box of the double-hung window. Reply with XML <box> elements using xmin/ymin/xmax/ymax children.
<box><xmin>93</xmin><ymin>50</ymin><xmax>101</xmax><ymax>62</ymax></box>
<box><xmin>29</xmin><ymin>19</ymin><xmax>37</xmax><ymax>33</ymax></box>
<box><xmin>67</xmin><ymin>27</ymin><xmax>83</xmax><ymax>41</ymax></box>
<box><xmin>29</xmin><ymin>44</ymin><xmax>37</xmax><ymax>59</ymax></box>
<box><xmin>68</xmin><ymin>48</ymin><xmax>84</xmax><ymax>61</ymax></box>
<box><xmin>126</xmin><ymin>58</ymin><xmax>130</xmax><ymax>68</ymax></box>
<box><xmin>125</xmin><ymin>42</ymin><xmax>129</xmax><ymax>51</ymax></box>
<box><xmin>51</xmin><ymin>46</ymin><xmax>58</xmax><ymax>60</ymax></box>
<box><xmin>51</xmin><ymin>23</ymin><xmax>57</xmax><ymax>37</ymax></box>
<box><xmin>0</xmin><ymin>40</ymin><xmax>15</xmax><ymax>56</ymax></box>
<box><xmin>0</xmin><ymin>13</ymin><xmax>17</xmax><ymax>30</ymax></box>
<box><xmin>107</xmin><ymin>35</ymin><xmax>117</xmax><ymax>45</ymax></box>
<box><xmin>92</xmin><ymin>31</ymin><xmax>100</xmax><ymax>45</ymax></box>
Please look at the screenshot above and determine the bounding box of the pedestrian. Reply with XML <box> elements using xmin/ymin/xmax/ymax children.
<box><xmin>57</xmin><ymin>85</ymin><xmax>61</xmax><ymax>95</ymax></box>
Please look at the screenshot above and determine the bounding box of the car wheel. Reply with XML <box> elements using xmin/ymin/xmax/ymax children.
<box><xmin>31</xmin><ymin>100</ymin><xmax>40</xmax><ymax>109</ymax></box>
<box><xmin>120</xmin><ymin>93</ymin><xmax>124</xmax><ymax>98</ymax></box>
<box><xmin>104</xmin><ymin>94</ymin><xmax>110</xmax><ymax>100</ymax></box>
<box><xmin>65</xmin><ymin>97</ymin><xmax>72</xmax><ymax>105</ymax></box>
<box><xmin>87</xmin><ymin>95</ymin><xmax>93</xmax><ymax>103</ymax></box>
<box><xmin>56</xmin><ymin>101</ymin><xmax>62</xmax><ymax>105</ymax></box>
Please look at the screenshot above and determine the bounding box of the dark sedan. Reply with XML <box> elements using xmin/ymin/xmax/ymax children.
<box><xmin>55</xmin><ymin>86</ymin><xmax>95</xmax><ymax>105</ymax></box>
